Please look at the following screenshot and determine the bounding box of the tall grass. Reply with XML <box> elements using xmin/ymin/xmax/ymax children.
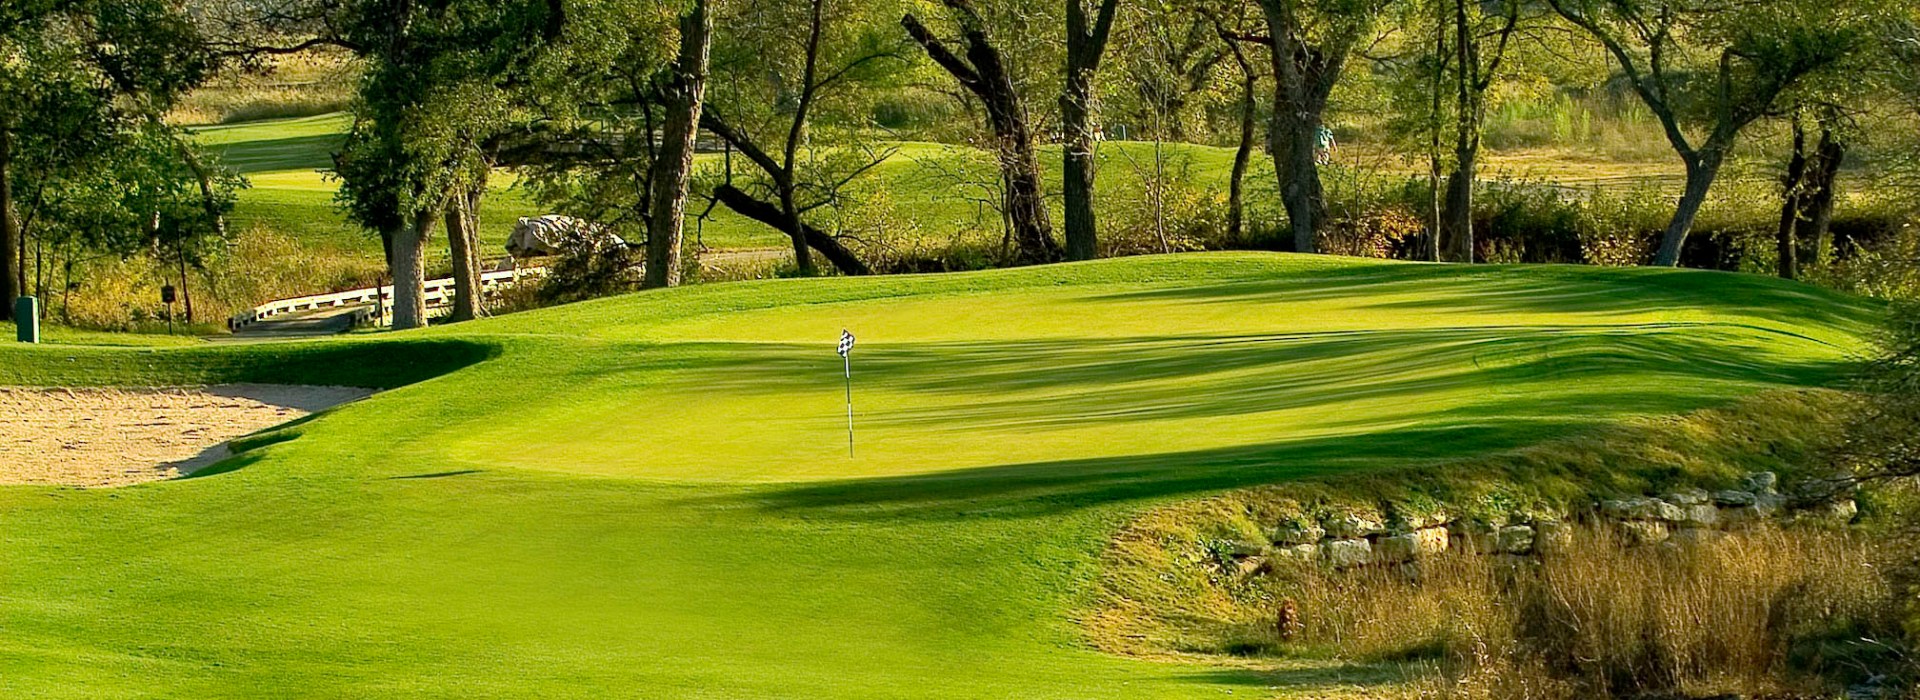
<box><xmin>1235</xmin><ymin>526</ymin><xmax>1900</xmax><ymax>699</ymax></box>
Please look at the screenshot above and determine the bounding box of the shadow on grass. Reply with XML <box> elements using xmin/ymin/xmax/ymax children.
<box><xmin>207</xmin><ymin>133</ymin><xmax>345</xmax><ymax>174</ymax></box>
<box><xmin>1095</xmin><ymin>263</ymin><xmax>1884</xmax><ymax>333</ymax></box>
<box><xmin>1166</xmin><ymin>661</ymin><xmax>1411</xmax><ymax>689</ymax></box>
<box><xmin>660</xmin><ymin>325</ymin><xmax>1851</xmax><ymax>520</ymax></box>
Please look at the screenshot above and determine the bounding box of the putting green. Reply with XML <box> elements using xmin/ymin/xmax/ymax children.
<box><xmin>0</xmin><ymin>254</ymin><xmax>1879</xmax><ymax>698</ymax></box>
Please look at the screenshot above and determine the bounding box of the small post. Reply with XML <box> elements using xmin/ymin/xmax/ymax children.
<box><xmin>837</xmin><ymin>329</ymin><xmax>856</xmax><ymax>458</ymax></box>
<box><xmin>162</xmin><ymin>285</ymin><xmax>177</xmax><ymax>335</ymax></box>
<box><xmin>844</xmin><ymin>353</ymin><xmax>854</xmax><ymax>458</ymax></box>
<box><xmin>15</xmin><ymin>296</ymin><xmax>39</xmax><ymax>343</ymax></box>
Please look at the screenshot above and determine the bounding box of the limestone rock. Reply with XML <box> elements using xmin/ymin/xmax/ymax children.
<box><xmin>1534</xmin><ymin>520</ymin><xmax>1573</xmax><ymax>554</ymax></box>
<box><xmin>1618</xmin><ymin>520</ymin><xmax>1670</xmax><ymax>546</ymax></box>
<box><xmin>1236</xmin><ymin>556</ymin><xmax>1270</xmax><ymax>576</ymax></box>
<box><xmin>1387</xmin><ymin>506</ymin><xmax>1449</xmax><ymax>532</ymax></box>
<box><xmin>1448</xmin><ymin>519</ymin><xmax>1499</xmax><ymax>554</ymax></box>
<box><xmin>1495</xmin><ymin>525</ymin><xmax>1534</xmax><ymax>554</ymax></box>
<box><xmin>1678</xmin><ymin>504</ymin><xmax>1719</xmax><ymax>528</ymax></box>
<box><xmin>1713</xmin><ymin>490</ymin><xmax>1757</xmax><ymax>507</ymax></box>
<box><xmin>1271</xmin><ymin>520</ymin><xmax>1325</xmax><ymax>546</ymax></box>
<box><xmin>1601</xmin><ymin>497</ymin><xmax>1658</xmax><ymax>520</ymax></box>
<box><xmin>1321</xmin><ymin>538</ymin><xmax>1373</xmax><ymax>568</ymax></box>
<box><xmin>1272</xmin><ymin>543</ymin><xmax>1318</xmax><ymax>564</ymax></box>
<box><xmin>1376</xmin><ymin>527</ymin><xmax>1450</xmax><ymax>563</ymax></box>
<box><xmin>1323</xmin><ymin>513</ymin><xmax>1385</xmax><ymax>539</ymax></box>
<box><xmin>1742</xmin><ymin>471</ymin><xmax>1779</xmax><ymax>495</ymax></box>
<box><xmin>1601</xmin><ymin>497</ymin><xmax>1681</xmax><ymax>521</ymax></box>
<box><xmin>1661</xmin><ymin>487</ymin><xmax>1710</xmax><ymax>506</ymax></box>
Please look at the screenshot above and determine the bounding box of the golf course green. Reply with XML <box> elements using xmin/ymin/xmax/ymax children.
<box><xmin>0</xmin><ymin>253</ymin><xmax>1881</xmax><ymax>698</ymax></box>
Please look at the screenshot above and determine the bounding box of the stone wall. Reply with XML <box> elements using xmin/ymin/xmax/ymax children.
<box><xmin>1224</xmin><ymin>471</ymin><xmax>1860</xmax><ymax>574</ymax></box>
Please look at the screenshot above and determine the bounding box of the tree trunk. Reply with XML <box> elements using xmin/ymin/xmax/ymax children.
<box><xmin>1270</xmin><ymin>112</ymin><xmax>1325</xmax><ymax>254</ymax></box>
<box><xmin>177</xmin><ymin>250</ymin><xmax>195</xmax><ymax>324</ymax></box>
<box><xmin>714</xmin><ymin>184</ymin><xmax>870</xmax><ymax>276</ymax></box>
<box><xmin>1800</xmin><ymin>127</ymin><xmax>1843</xmax><ymax>268</ymax></box>
<box><xmin>0</xmin><ymin>125</ymin><xmax>17</xmax><ymax>322</ymax></box>
<box><xmin>389</xmin><ymin>207</ymin><xmax>437</xmax><ymax>330</ymax></box>
<box><xmin>779</xmin><ymin>180</ymin><xmax>813</xmax><ymax>274</ymax></box>
<box><xmin>1061</xmin><ymin>0</ymin><xmax>1119</xmax><ymax>262</ymax></box>
<box><xmin>1061</xmin><ymin>75</ymin><xmax>1099</xmax><ymax>261</ymax></box>
<box><xmin>1653</xmin><ymin>147</ymin><xmax>1726</xmax><ymax>267</ymax></box>
<box><xmin>1775</xmin><ymin>120</ymin><xmax>1808</xmax><ymax>279</ymax></box>
<box><xmin>444</xmin><ymin>185</ymin><xmax>485</xmax><ymax>322</ymax></box>
<box><xmin>1228</xmin><ymin>69</ymin><xmax>1255</xmax><ymax>246</ymax></box>
<box><xmin>1440</xmin><ymin>149</ymin><xmax>1475</xmax><ymax>263</ymax></box>
<box><xmin>646</xmin><ymin>0</ymin><xmax>712</xmax><ymax>289</ymax></box>
<box><xmin>1257</xmin><ymin>0</ymin><xmax>1357</xmax><ymax>255</ymax></box>
<box><xmin>904</xmin><ymin>7</ymin><xmax>1060</xmax><ymax>264</ymax></box>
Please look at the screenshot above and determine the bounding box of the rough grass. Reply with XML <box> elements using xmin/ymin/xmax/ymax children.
<box><xmin>1086</xmin><ymin>388</ymin><xmax>1861</xmax><ymax>655</ymax></box>
<box><xmin>0</xmin><ymin>254</ymin><xmax>1883</xmax><ymax>697</ymax></box>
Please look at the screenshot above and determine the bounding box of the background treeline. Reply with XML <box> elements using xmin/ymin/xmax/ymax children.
<box><xmin>4</xmin><ymin>0</ymin><xmax>1920</xmax><ymax>331</ymax></box>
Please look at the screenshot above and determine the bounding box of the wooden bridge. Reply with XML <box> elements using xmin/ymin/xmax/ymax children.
<box><xmin>228</xmin><ymin>267</ymin><xmax>544</xmax><ymax>337</ymax></box>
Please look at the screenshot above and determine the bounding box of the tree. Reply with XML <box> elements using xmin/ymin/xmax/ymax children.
<box><xmin>699</xmin><ymin>0</ymin><xmax>898</xmax><ymax>276</ymax></box>
<box><xmin>331</xmin><ymin>0</ymin><xmax>561</xmax><ymax>328</ymax></box>
<box><xmin>1435</xmin><ymin>0</ymin><xmax>1519</xmax><ymax>263</ymax></box>
<box><xmin>1546</xmin><ymin>0</ymin><xmax>1867</xmax><ymax>266</ymax></box>
<box><xmin>1060</xmin><ymin>0</ymin><xmax>1120</xmax><ymax>261</ymax></box>
<box><xmin>516</xmin><ymin>0</ymin><xmax>726</xmax><ymax>291</ymax></box>
<box><xmin>1771</xmin><ymin>108</ymin><xmax>1846</xmax><ymax>280</ymax></box>
<box><xmin>903</xmin><ymin>0</ymin><xmax>1061</xmax><ymax>264</ymax></box>
<box><xmin>1</xmin><ymin>0</ymin><xmax>215</xmax><ymax>321</ymax></box>
<box><xmin>646</xmin><ymin>0</ymin><xmax>712</xmax><ymax>289</ymax></box>
<box><xmin>1250</xmin><ymin>0</ymin><xmax>1393</xmax><ymax>254</ymax></box>
<box><xmin>1206</xmin><ymin>2</ymin><xmax>1266</xmax><ymax>245</ymax></box>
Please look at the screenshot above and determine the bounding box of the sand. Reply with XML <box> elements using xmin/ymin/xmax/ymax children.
<box><xmin>0</xmin><ymin>385</ymin><xmax>373</xmax><ymax>487</ymax></box>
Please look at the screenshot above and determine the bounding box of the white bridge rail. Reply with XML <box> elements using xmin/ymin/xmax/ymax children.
<box><xmin>229</xmin><ymin>266</ymin><xmax>545</xmax><ymax>331</ymax></box>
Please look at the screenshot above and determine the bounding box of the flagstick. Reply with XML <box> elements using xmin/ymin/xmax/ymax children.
<box><xmin>843</xmin><ymin>352</ymin><xmax>854</xmax><ymax>458</ymax></box>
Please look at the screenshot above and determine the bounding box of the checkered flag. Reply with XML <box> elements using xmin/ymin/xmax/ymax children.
<box><xmin>838</xmin><ymin>329</ymin><xmax>857</xmax><ymax>457</ymax></box>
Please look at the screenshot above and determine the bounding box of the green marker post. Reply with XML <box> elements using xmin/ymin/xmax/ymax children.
<box><xmin>15</xmin><ymin>296</ymin><xmax>39</xmax><ymax>343</ymax></box>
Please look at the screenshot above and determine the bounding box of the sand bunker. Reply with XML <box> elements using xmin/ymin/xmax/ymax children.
<box><xmin>0</xmin><ymin>385</ymin><xmax>373</xmax><ymax>487</ymax></box>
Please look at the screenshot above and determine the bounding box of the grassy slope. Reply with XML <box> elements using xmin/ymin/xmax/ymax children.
<box><xmin>0</xmin><ymin>254</ymin><xmax>1881</xmax><ymax>698</ymax></box>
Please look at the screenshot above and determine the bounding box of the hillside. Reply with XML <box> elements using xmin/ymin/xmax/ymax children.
<box><xmin>0</xmin><ymin>254</ymin><xmax>1880</xmax><ymax>697</ymax></box>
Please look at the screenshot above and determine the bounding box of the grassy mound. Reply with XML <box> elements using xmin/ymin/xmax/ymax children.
<box><xmin>0</xmin><ymin>254</ymin><xmax>1882</xmax><ymax>697</ymax></box>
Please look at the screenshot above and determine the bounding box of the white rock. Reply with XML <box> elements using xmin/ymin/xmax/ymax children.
<box><xmin>1321</xmin><ymin>539</ymin><xmax>1373</xmax><ymax>568</ymax></box>
<box><xmin>1535</xmin><ymin>520</ymin><xmax>1574</xmax><ymax>554</ymax></box>
<box><xmin>1323</xmin><ymin>513</ymin><xmax>1385</xmax><ymax>539</ymax></box>
<box><xmin>1713</xmin><ymin>490</ymin><xmax>1757</xmax><ymax>507</ymax></box>
<box><xmin>1271</xmin><ymin>521</ymin><xmax>1325</xmax><ymax>546</ymax></box>
<box><xmin>1661</xmin><ymin>487</ymin><xmax>1711</xmax><ymax>506</ymax></box>
<box><xmin>1618</xmin><ymin>520</ymin><xmax>1670</xmax><ymax>546</ymax></box>
<box><xmin>1679</xmin><ymin>504</ymin><xmax>1719</xmax><ymax>528</ymax></box>
<box><xmin>1495</xmin><ymin>526</ymin><xmax>1535</xmax><ymax>554</ymax></box>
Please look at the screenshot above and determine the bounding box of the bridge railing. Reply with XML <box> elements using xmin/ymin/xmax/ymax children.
<box><xmin>229</xmin><ymin>266</ymin><xmax>546</xmax><ymax>331</ymax></box>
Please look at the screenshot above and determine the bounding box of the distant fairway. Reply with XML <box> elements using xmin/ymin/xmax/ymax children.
<box><xmin>191</xmin><ymin>114</ymin><xmax>1265</xmax><ymax>270</ymax></box>
<box><xmin>0</xmin><ymin>254</ymin><xmax>1880</xmax><ymax>697</ymax></box>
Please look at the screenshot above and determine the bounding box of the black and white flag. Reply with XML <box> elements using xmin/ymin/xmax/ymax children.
<box><xmin>838</xmin><ymin>329</ymin><xmax>855</xmax><ymax>358</ymax></box>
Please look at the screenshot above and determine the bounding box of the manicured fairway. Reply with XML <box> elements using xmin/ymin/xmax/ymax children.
<box><xmin>0</xmin><ymin>254</ymin><xmax>1880</xmax><ymax>698</ymax></box>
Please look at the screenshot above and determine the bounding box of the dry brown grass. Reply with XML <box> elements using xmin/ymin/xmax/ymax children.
<box><xmin>1230</xmin><ymin>526</ymin><xmax>1897</xmax><ymax>699</ymax></box>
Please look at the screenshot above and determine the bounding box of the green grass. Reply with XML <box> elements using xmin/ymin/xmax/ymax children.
<box><xmin>0</xmin><ymin>254</ymin><xmax>1881</xmax><ymax>698</ymax></box>
<box><xmin>193</xmin><ymin>114</ymin><xmax>1264</xmax><ymax>272</ymax></box>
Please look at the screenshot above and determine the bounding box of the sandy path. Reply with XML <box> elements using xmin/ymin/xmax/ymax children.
<box><xmin>0</xmin><ymin>385</ymin><xmax>373</xmax><ymax>487</ymax></box>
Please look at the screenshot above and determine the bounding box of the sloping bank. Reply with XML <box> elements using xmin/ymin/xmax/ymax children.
<box><xmin>1089</xmin><ymin>389</ymin><xmax>1912</xmax><ymax>698</ymax></box>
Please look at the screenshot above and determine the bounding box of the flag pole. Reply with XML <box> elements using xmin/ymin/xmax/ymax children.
<box><xmin>843</xmin><ymin>351</ymin><xmax>854</xmax><ymax>458</ymax></box>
